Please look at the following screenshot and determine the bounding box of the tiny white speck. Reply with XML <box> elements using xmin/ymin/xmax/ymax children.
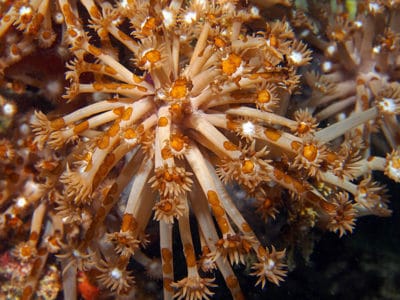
<box><xmin>300</xmin><ymin>30</ymin><xmax>310</xmax><ymax>38</ymax></box>
<box><xmin>379</xmin><ymin>97</ymin><xmax>396</xmax><ymax>113</ymax></box>
<box><xmin>16</xmin><ymin>197</ymin><xmax>27</xmax><ymax>208</ymax></box>
<box><xmin>322</xmin><ymin>61</ymin><xmax>332</xmax><ymax>73</ymax></box>
<box><xmin>19</xmin><ymin>6</ymin><xmax>32</xmax><ymax>16</ymax></box>
<box><xmin>184</xmin><ymin>11</ymin><xmax>197</xmax><ymax>24</ymax></box>
<box><xmin>231</xmin><ymin>62</ymin><xmax>245</xmax><ymax>78</ymax></box>
<box><xmin>369</xmin><ymin>2</ymin><xmax>381</xmax><ymax>13</ymax></box>
<box><xmin>46</xmin><ymin>80</ymin><xmax>62</xmax><ymax>97</ymax></box>
<box><xmin>326</xmin><ymin>44</ymin><xmax>337</xmax><ymax>56</ymax></box>
<box><xmin>337</xmin><ymin>112</ymin><xmax>346</xmax><ymax>121</ymax></box>
<box><xmin>162</xmin><ymin>9</ymin><xmax>174</xmax><ymax>28</ymax></box>
<box><xmin>250</xmin><ymin>6</ymin><xmax>259</xmax><ymax>17</ymax></box>
<box><xmin>372</xmin><ymin>45</ymin><xmax>381</xmax><ymax>54</ymax></box>
<box><xmin>289</xmin><ymin>50</ymin><xmax>303</xmax><ymax>64</ymax></box>
<box><xmin>388</xmin><ymin>161</ymin><xmax>400</xmax><ymax>180</ymax></box>
<box><xmin>112</xmin><ymin>17</ymin><xmax>122</xmax><ymax>26</ymax></box>
<box><xmin>266</xmin><ymin>259</ymin><xmax>275</xmax><ymax>269</ymax></box>
<box><xmin>120</xmin><ymin>0</ymin><xmax>128</xmax><ymax>8</ymax></box>
<box><xmin>54</xmin><ymin>12</ymin><xmax>64</xmax><ymax>24</ymax></box>
<box><xmin>111</xmin><ymin>268</ymin><xmax>122</xmax><ymax>279</ymax></box>
<box><xmin>20</xmin><ymin>123</ymin><xmax>30</xmax><ymax>135</ymax></box>
<box><xmin>194</xmin><ymin>0</ymin><xmax>207</xmax><ymax>7</ymax></box>
<box><xmin>3</xmin><ymin>103</ymin><xmax>16</xmax><ymax>116</ymax></box>
<box><xmin>242</xmin><ymin>121</ymin><xmax>255</xmax><ymax>137</ymax></box>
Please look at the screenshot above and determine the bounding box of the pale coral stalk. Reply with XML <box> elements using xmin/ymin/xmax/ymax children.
<box><xmin>27</xmin><ymin>202</ymin><xmax>47</xmax><ymax>244</ymax></box>
<box><xmin>315</xmin><ymin>107</ymin><xmax>378</xmax><ymax>144</ymax></box>
<box><xmin>185</xmin><ymin>113</ymin><xmax>241</xmax><ymax>160</ymax></box>
<box><xmin>315</xmin><ymin>96</ymin><xmax>356</xmax><ymax>121</ymax></box>
<box><xmin>189</xmin><ymin>22</ymin><xmax>210</xmax><ymax>68</ymax></box>
<box><xmin>124</xmin><ymin>159</ymin><xmax>154</xmax><ymax>217</ymax></box>
<box><xmin>308</xmin><ymin>80</ymin><xmax>355</xmax><ymax>107</ymax></box>
<box><xmin>185</xmin><ymin>144</ymin><xmax>234</xmax><ymax>237</ymax></box>
<box><xmin>189</xmin><ymin>182</ymin><xmax>243</xmax><ymax>299</ymax></box>
<box><xmin>205</xmin><ymin>158</ymin><xmax>262</xmax><ymax>249</ymax></box>
<box><xmin>155</xmin><ymin>106</ymin><xmax>174</xmax><ymax>168</ymax></box>
<box><xmin>225</xmin><ymin>107</ymin><xmax>298</xmax><ymax>128</ymax></box>
<box><xmin>318</xmin><ymin>172</ymin><xmax>358</xmax><ymax>195</ymax></box>
<box><xmin>160</xmin><ymin>220</ymin><xmax>174</xmax><ymax>300</ymax></box>
<box><xmin>203</xmin><ymin>113</ymin><xmax>301</xmax><ymax>154</ymax></box>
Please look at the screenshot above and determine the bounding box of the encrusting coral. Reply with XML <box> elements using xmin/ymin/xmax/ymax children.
<box><xmin>0</xmin><ymin>0</ymin><xmax>399</xmax><ymax>299</ymax></box>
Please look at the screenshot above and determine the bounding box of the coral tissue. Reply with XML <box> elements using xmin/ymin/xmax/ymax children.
<box><xmin>0</xmin><ymin>0</ymin><xmax>399</xmax><ymax>299</ymax></box>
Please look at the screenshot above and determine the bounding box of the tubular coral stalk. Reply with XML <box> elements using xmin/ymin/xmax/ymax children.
<box><xmin>203</xmin><ymin>113</ymin><xmax>301</xmax><ymax>154</ymax></box>
<box><xmin>225</xmin><ymin>107</ymin><xmax>298</xmax><ymax>128</ymax></box>
<box><xmin>110</xmin><ymin>115</ymin><xmax>157</xmax><ymax>162</ymax></box>
<box><xmin>205</xmin><ymin>158</ymin><xmax>262</xmax><ymax>247</ymax></box>
<box><xmin>177</xmin><ymin>198</ymin><xmax>198</xmax><ymax>277</ymax></box>
<box><xmin>49</xmin><ymin>110</ymin><xmax>119</xmax><ymax>147</ymax></box>
<box><xmin>189</xmin><ymin>22</ymin><xmax>210</xmax><ymax>68</ymax></box>
<box><xmin>185</xmin><ymin>45</ymin><xmax>214</xmax><ymax>80</ymax></box>
<box><xmin>185</xmin><ymin>144</ymin><xmax>234</xmax><ymax>236</ymax></box>
<box><xmin>336</xmin><ymin>42</ymin><xmax>358</xmax><ymax>72</ymax></box>
<box><xmin>172</xmin><ymin>35</ymin><xmax>180</xmax><ymax>78</ymax></box>
<box><xmin>59</xmin><ymin>100</ymin><xmax>131</xmax><ymax>124</ymax></box>
<box><xmin>191</xmin><ymin>68</ymin><xmax>220</xmax><ymax>95</ymax></box>
<box><xmin>159</xmin><ymin>220</ymin><xmax>174</xmax><ymax>300</ymax></box>
<box><xmin>308</xmin><ymin>80</ymin><xmax>356</xmax><ymax>107</ymax></box>
<box><xmin>189</xmin><ymin>182</ymin><xmax>243</xmax><ymax>299</ymax></box>
<box><xmin>29</xmin><ymin>202</ymin><xmax>47</xmax><ymax>246</ymax></box>
<box><xmin>79</xmin><ymin>0</ymin><xmax>99</xmax><ymax>19</ymax></box>
<box><xmin>83</xmin><ymin>149</ymin><xmax>143</xmax><ymax>242</ymax></box>
<box><xmin>82</xmin><ymin>43</ymin><xmax>153</xmax><ymax>92</ymax></box>
<box><xmin>106</xmin><ymin>25</ymin><xmax>139</xmax><ymax>54</ymax></box>
<box><xmin>381</xmin><ymin>122</ymin><xmax>397</xmax><ymax>149</ymax></box>
<box><xmin>124</xmin><ymin>159</ymin><xmax>154</xmax><ymax>216</ymax></box>
<box><xmin>23</xmin><ymin>250</ymin><xmax>50</xmax><ymax>300</ymax></box>
<box><xmin>61</xmin><ymin>260</ymin><xmax>77</xmax><ymax>300</ymax></box>
<box><xmin>133</xmin><ymin>184</ymin><xmax>155</xmax><ymax>235</ymax></box>
<box><xmin>0</xmin><ymin>12</ymin><xmax>14</xmax><ymax>37</ymax></box>
<box><xmin>169</xmin><ymin>0</ymin><xmax>184</xmax><ymax>10</ymax></box>
<box><xmin>190</xmin><ymin>88</ymin><xmax>214</xmax><ymax>109</ymax></box>
<box><xmin>185</xmin><ymin>114</ymin><xmax>241</xmax><ymax>160</ymax></box>
<box><xmin>155</xmin><ymin>106</ymin><xmax>173</xmax><ymax>168</ymax></box>
<box><xmin>76</xmin><ymin>82</ymin><xmax>152</xmax><ymax>98</ymax></box>
<box><xmin>318</xmin><ymin>172</ymin><xmax>358</xmax><ymax>195</ymax></box>
<box><xmin>315</xmin><ymin>96</ymin><xmax>356</xmax><ymax>121</ymax></box>
<box><xmin>350</xmin><ymin>157</ymin><xmax>386</xmax><ymax>178</ymax></box>
<box><xmin>172</xmin><ymin>197</ymin><xmax>217</xmax><ymax>300</ymax></box>
<box><xmin>191</xmin><ymin>78</ymin><xmax>265</xmax><ymax>109</ymax></box>
<box><xmin>204</xmin><ymin>94</ymin><xmax>256</xmax><ymax>108</ymax></box>
<box><xmin>359</xmin><ymin>15</ymin><xmax>376</xmax><ymax>64</ymax></box>
<box><xmin>315</xmin><ymin>107</ymin><xmax>378</xmax><ymax>144</ymax></box>
<box><xmin>23</xmin><ymin>222</ymin><xmax>56</xmax><ymax>300</ymax></box>
<box><xmin>231</xmin><ymin>21</ymin><xmax>242</xmax><ymax>42</ymax></box>
<box><xmin>381</xmin><ymin>115</ymin><xmax>400</xmax><ymax>148</ymax></box>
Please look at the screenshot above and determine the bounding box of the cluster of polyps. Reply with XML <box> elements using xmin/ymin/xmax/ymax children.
<box><xmin>288</xmin><ymin>0</ymin><xmax>400</xmax><ymax>222</ymax></box>
<box><xmin>291</xmin><ymin>0</ymin><xmax>400</xmax><ymax>149</ymax></box>
<box><xmin>0</xmin><ymin>0</ymin><xmax>399</xmax><ymax>299</ymax></box>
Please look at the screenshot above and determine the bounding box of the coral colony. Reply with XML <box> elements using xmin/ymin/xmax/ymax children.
<box><xmin>0</xmin><ymin>0</ymin><xmax>399</xmax><ymax>299</ymax></box>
